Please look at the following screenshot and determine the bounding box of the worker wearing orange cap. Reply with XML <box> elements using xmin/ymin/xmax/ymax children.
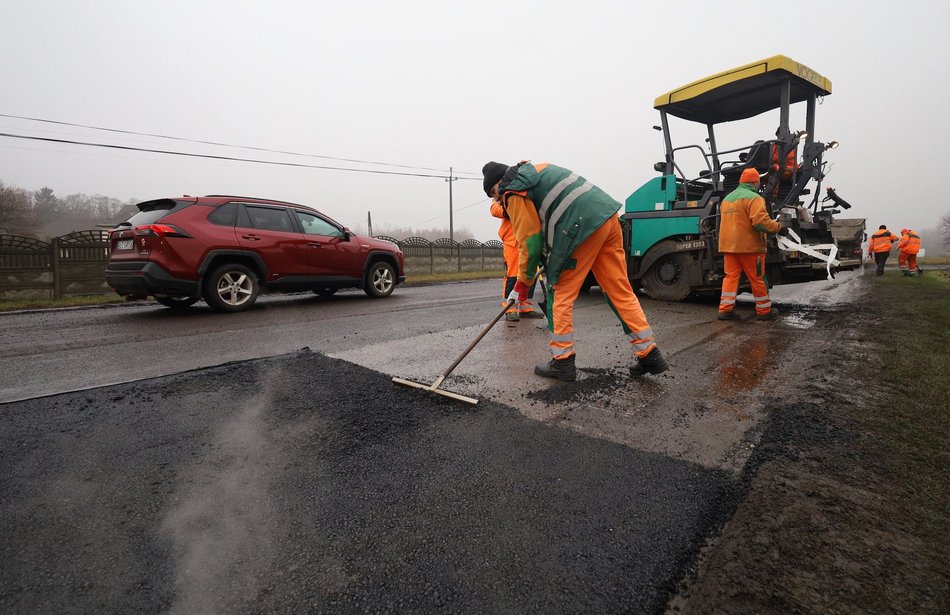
<box><xmin>868</xmin><ymin>225</ymin><xmax>899</xmax><ymax>276</ymax></box>
<box><xmin>717</xmin><ymin>167</ymin><xmax>783</xmax><ymax>321</ymax></box>
<box><xmin>897</xmin><ymin>228</ymin><xmax>921</xmax><ymax>276</ymax></box>
<box><xmin>490</xmin><ymin>197</ymin><xmax>543</xmax><ymax>320</ymax></box>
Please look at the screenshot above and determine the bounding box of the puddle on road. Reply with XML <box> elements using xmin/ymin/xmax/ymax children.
<box><xmin>781</xmin><ymin>313</ymin><xmax>816</xmax><ymax>329</ymax></box>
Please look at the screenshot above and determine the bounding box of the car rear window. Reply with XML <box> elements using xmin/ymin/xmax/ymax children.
<box><xmin>208</xmin><ymin>203</ymin><xmax>238</xmax><ymax>226</ymax></box>
<box><xmin>124</xmin><ymin>199</ymin><xmax>193</xmax><ymax>226</ymax></box>
<box><xmin>244</xmin><ymin>205</ymin><xmax>295</xmax><ymax>233</ymax></box>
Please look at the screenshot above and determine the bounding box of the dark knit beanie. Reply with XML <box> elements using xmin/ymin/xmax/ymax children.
<box><xmin>482</xmin><ymin>161</ymin><xmax>509</xmax><ymax>196</ymax></box>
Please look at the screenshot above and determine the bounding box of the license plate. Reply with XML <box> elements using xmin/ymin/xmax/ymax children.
<box><xmin>116</xmin><ymin>239</ymin><xmax>134</xmax><ymax>250</ymax></box>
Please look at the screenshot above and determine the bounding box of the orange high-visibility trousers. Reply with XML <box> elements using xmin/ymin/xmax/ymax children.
<box><xmin>548</xmin><ymin>219</ymin><xmax>656</xmax><ymax>359</ymax></box>
<box><xmin>719</xmin><ymin>253</ymin><xmax>773</xmax><ymax>315</ymax></box>
<box><xmin>898</xmin><ymin>251</ymin><xmax>919</xmax><ymax>273</ymax></box>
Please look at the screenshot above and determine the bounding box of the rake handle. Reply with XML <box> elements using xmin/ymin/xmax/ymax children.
<box><xmin>434</xmin><ymin>268</ymin><xmax>544</xmax><ymax>386</ymax></box>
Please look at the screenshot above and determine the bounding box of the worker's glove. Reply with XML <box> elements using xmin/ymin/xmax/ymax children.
<box><xmin>508</xmin><ymin>280</ymin><xmax>529</xmax><ymax>303</ymax></box>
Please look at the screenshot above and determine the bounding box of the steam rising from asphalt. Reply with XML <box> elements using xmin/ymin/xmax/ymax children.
<box><xmin>161</xmin><ymin>385</ymin><xmax>277</xmax><ymax>614</ymax></box>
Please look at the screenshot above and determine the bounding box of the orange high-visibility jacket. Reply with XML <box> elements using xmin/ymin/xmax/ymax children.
<box><xmin>868</xmin><ymin>229</ymin><xmax>898</xmax><ymax>255</ymax></box>
<box><xmin>897</xmin><ymin>229</ymin><xmax>921</xmax><ymax>255</ymax></box>
<box><xmin>718</xmin><ymin>183</ymin><xmax>781</xmax><ymax>254</ymax></box>
<box><xmin>771</xmin><ymin>143</ymin><xmax>798</xmax><ymax>180</ymax></box>
<box><xmin>490</xmin><ymin>200</ymin><xmax>519</xmax><ymax>270</ymax></box>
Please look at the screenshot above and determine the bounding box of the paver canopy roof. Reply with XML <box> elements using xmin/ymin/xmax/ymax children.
<box><xmin>654</xmin><ymin>55</ymin><xmax>832</xmax><ymax>124</ymax></box>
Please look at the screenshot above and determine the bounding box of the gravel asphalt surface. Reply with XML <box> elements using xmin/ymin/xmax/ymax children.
<box><xmin>1</xmin><ymin>350</ymin><xmax>735</xmax><ymax>614</ymax></box>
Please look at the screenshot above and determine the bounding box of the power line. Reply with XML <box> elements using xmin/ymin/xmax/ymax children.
<box><xmin>0</xmin><ymin>112</ymin><xmax>482</xmax><ymax>176</ymax></box>
<box><xmin>0</xmin><ymin>132</ymin><xmax>482</xmax><ymax>180</ymax></box>
<box><xmin>414</xmin><ymin>197</ymin><xmax>490</xmax><ymax>225</ymax></box>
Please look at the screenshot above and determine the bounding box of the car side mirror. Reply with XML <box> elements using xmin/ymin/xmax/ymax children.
<box><xmin>342</xmin><ymin>228</ymin><xmax>352</xmax><ymax>241</ymax></box>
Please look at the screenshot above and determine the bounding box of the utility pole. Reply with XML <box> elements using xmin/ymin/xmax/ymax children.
<box><xmin>367</xmin><ymin>211</ymin><xmax>373</xmax><ymax>237</ymax></box>
<box><xmin>445</xmin><ymin>166</ymin><xmax>457</xmax><ymax>242</ymax></box>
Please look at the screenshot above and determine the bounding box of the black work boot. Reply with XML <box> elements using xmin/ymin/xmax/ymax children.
<box><xmin>534</xmin><ymin>354</ymin><xmax>577</xmax><ymax>382</ymax></box>
<box><xmin>718</xmin><ymin>310</ymin><xmax>741</xmax><ymax>321</ymax></box>
<box><xmin>629</xmin><ymin>347</ymin><xmax>669</xmax><ymax>377</ymax></box>
<box><xmin>756</xmin><ymin>308</ymin><xmax>780</xmax><ymax>321</ymax></box>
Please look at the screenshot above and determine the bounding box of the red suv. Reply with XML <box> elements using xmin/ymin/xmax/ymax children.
<box><xmin>106</xmin><ymin>195</ymin><xmax>405</xmax><ymax>312</ymax></box>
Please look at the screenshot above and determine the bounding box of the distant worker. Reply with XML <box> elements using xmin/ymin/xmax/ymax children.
<box><xmin>868</xmin><ymin>225</ymin><xmax>899</xmax><ymax>276</ymax></box>
<box><xmin>717</xmin><ymin>167</ymin><xmax>783</xmax><ymax>321</ymax></box>
<box><xmin>897</xmin><ymin>228</ymin><xmax>922</xmax><ymax>276</ymax></box>
<box><xmin>482</xmin><ymin>161</ymin><xmax>668</xmax><ymax>381</ymax></box>
<box><xmin>489</xmin><ymin>196</ymin><xmax>543</xmax><ymax>320</ymax></box>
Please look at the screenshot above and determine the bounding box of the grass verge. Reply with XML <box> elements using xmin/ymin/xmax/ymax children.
<box><xmin>857</xmin><ymin>270</ymin><xmax>950</xmax><ymax>552</ymax></box>
<box><xmin>402</xmin><ymin>270</ymin><xmax>504</xmax><ymax>285</ymax></box>
<box><xmin>0</xmin><ymin>294</ymin><xmax>127</xmax><ymax>312</ymax></box>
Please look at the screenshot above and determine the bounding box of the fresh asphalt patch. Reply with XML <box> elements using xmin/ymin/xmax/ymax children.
<box><xmin>1</xmin><ymin>350</ymin><xmax>737</xmax><ymax>613</ymax></box>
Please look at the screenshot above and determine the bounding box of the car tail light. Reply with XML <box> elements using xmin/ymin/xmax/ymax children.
<box><xmin>133</xmin><ymin>224</ymin><xmax>191</xmax><ymax>238</ymax></box>
<box><xmin>131</xmin><ymin>224</ymin><xmax>191</xmax><ymax>256</ymax></box>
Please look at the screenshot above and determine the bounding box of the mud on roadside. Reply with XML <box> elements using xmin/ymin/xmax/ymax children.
<box><xmin>668</xmin><ymin>298</ymin><xmax>949</xmax><ymax>613</ymax></box>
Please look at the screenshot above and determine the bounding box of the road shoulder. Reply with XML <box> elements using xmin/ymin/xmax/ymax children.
<box><xmin>668</xmin><ymin>273</ymin><xmax>950</xmax><ymax>614</ymax></box>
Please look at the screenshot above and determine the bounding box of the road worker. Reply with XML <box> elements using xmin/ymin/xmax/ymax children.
<box><xmin>482</xmin><ymin>160</ymin><xmax>667</xmax><ymax>381</ymax></box>
<box><xmin>868</xmin><ymin>225</ymin><xmax>899</xmax><ymax>276</ymax></box>
<box><xmin>770</xmin><ymin>129</ymin><xmax>798</xmax><ymax>182</ymax></box>
<box><xmin>489</xmin><ymin>195</ymin><xmax>544</xmax><ymax>321</ymax></box>
<box><xmin>897</xmin><ymin>228</ymin><xmax>922</xmax><ymax>276</ymax></box>
<box><xmin>717</xmin><ymin>167</ymin><xmax>783</xmax><ymax>321</ymax></box>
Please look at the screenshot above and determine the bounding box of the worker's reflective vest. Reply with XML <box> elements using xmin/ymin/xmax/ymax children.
<box><xmin>897</xmin><ymin>230</ymin><xmax>921</xmax><ymax>255</ymax></box>
<box><xmin>718</xmin><ymin>183</ymin><xmax>781</xmax><ymax>254</ymax></box>
<box><xmin>500</xmin><ymin>162</ymin><xmax>619</xmax><ymax>285</ymax></box>
<box><xmin>868</xmin><ymin>230</ymin><xmax>898</xmax><ymax>254</ymax></box>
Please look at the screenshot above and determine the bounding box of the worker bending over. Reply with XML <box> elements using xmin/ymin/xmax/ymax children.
<box><xmin>488</xmin><ymin>192</ymin><xmax>543</xmax><ymax>321</ymax></box>
<box><xmin>717</xmin><ymin>168</ymin><xmax>783</xmax><ymax>321</ymax></box>
<box><xmin>897</xmin><ymin>228</ymin><xmax>921</xmax><ymax>276</ymax></box>
<box><xmin>868</xmin><ymin>225</ymin><xmax>899</xmax><ymax>276</ymax></box>
<box><xmin>482</xmin><ymin>160</ymin><xmax>667</xmax><ymax>382</ymax></box>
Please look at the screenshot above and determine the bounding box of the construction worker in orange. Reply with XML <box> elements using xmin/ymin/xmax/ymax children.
<box><xmin>868</xmin><ymin>225</ymin><xmax>899</xmax><ymax>276</ymax></box>
<box><xmin>717</xmin><ymin>167</ymin><xmax>783</xmax><ymax>321</ymax></box>
<box><xmin>489</xmin><ymin>196</ymin><xmax>544</xmax><ymax>321</ymax></box>
<box><xmin>482</xmin><ymin>160</ymin><xmax>668</xmax><ymax>382</ymax></box>
<box><xmin>897</xmin><ymin>228</ymin><xmax>922</xmax><ymax>276</ymax></box>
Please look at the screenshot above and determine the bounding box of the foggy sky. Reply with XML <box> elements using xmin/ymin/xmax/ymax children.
<box><xmin>2</xmin><ymin>0</ymin><xmax>948</xmax><ymax>241</ymax></box>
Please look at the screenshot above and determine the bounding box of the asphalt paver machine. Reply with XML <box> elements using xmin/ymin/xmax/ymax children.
<box><xmin>619</xmin><ymin>55</ymin><xmax>859</xmax><ymax>300</ymax></box>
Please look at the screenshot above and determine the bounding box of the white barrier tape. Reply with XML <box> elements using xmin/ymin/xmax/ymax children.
<box><xmin>776</xmin><ymin>228</ymin><xmax>840</xmax><ymax>280</ymax></box>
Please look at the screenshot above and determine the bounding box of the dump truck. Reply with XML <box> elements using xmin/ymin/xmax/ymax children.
<box><xmin>596</xmin><ymin>55</ymin><xmax>861</xmax><ymax>300</ymax></box>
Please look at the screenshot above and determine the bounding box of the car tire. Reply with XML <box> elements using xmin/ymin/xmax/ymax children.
<box><xmin>580</xmin><ymin>274</ymin><xmax>595</xmax><ymax>295</ymax></box>
<box><xmin>203</xmin><ymin>263</ymin><xmax>259</xmax><ymax>312</ymax></box>
<box><xmin>641</xmin><ymin>252</ymin><xmax>692</xmax><ymax>302</ymax></box>
<box><xmin>364</xmin><ymin>260</ymin><xmax>395</xmax><ymax>298</ymax></box>
<box><xmin>314</xmin><ymin>288</ymin><xmax>337</xmax><ymax>298</ymax></box>
<box><xmin>155</xmin><ymin>295</ymin><xmax>199</xmax><ymax>309</ymax></box>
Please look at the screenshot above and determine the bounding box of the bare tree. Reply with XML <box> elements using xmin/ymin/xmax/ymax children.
<box><xmin>941</xmin><ymin>212</ymin><xmax>950</xmax><ymax>250</ymax></box>
<box><xmin>0</xmin><ymin>181</ymin><xmax>36</xmax><ymax>236</ymax></box>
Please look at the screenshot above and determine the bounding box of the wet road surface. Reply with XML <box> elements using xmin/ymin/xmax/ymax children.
<box><xmin>0</xmin><ymin>270</ymin><xmax>868</xmax><ymax>612</ymax></box>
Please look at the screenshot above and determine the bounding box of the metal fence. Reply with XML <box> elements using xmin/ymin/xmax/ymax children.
<box><xmin>0</xmin><ymin>232</ymin><xmax>505</xmax><ymax>299</ymax></box>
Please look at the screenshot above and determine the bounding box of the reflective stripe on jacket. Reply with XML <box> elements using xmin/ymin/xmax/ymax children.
<box><xmin>868</xmin><ymin>230</ymin><xmax>898</xmax><ymax>254</ymax></box>
<box><xmin>897</xmin><ymin>230</ymin><xmax>921</xmax><ymax>255</ymax></box>
<box><xmin>717</xmin><ymin>183</ymin><xmax>781</xmax><ymax>254</ymax></box>
<box><xmin>500</xmin><ymin>162</ymin><xmax>620</xmax><ymax>285</ymax></box>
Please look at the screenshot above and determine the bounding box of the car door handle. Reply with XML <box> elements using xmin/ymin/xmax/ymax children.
<box><xmin>241</xmin><ymin>234</ymin><xmax>261</xmax><ymax>241</ymax></box>
<box><xmin>308</xmin><ymin>242</ymin><xmax>323</xmax><ymax>248</ymax></box>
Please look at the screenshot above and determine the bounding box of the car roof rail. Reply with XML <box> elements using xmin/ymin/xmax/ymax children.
<box><xmin>203</xmin><ymin>195</ymin><xmax>303</xmax><ymax>207</ymax></box>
